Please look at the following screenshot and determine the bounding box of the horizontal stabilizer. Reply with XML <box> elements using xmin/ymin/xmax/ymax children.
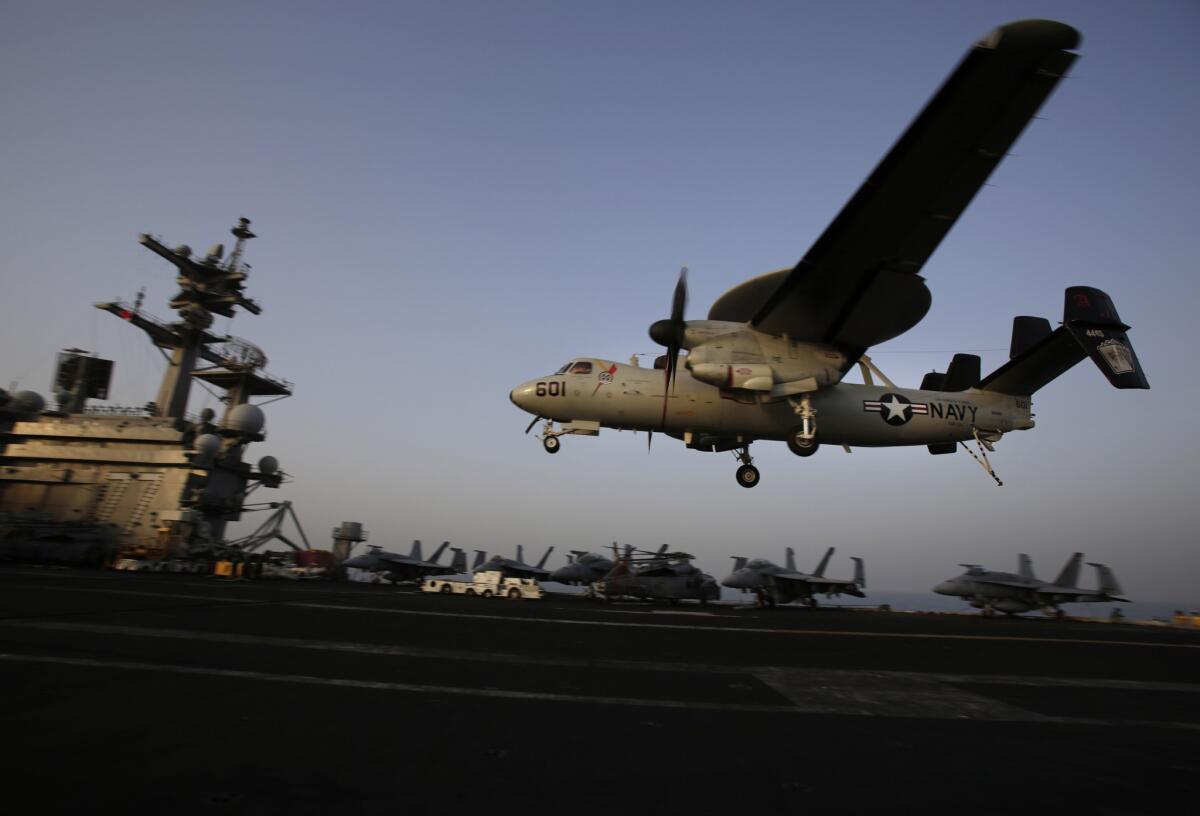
<box><xmin>979</xmin><ymin>287</ymin><xmax>1148</xmax><ymax>395</ymax></box>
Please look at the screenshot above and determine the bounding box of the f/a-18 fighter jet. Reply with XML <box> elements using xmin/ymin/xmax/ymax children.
<box><xmin>550</xmin><ymin>548</ymin><xmax>617</xmax><ymax>585</ymax></box>
<box><xmin>933</xmin><ymin>553</ymin><xmax>1129</xmax><ymax>617</ymax></box>
<box><xmin>343</xmin><ymin>541</ymin><xmax>465</xmax><ymax>585</ymax></box>
<box><xmin>510</xmin><ymin>19</ymin><xmax>1148</xmax><ymax>488</ymax></box>
<box><xmin>474</xmin><ymin>545</ymin><xmax>556</xmax><ymax>581</ymax></box>
<box><xmin>723</xmin><ymin>547</ymin><xmax>865</xmax><ymax>608</ymax></box>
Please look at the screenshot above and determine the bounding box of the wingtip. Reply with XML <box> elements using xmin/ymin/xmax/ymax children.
<box><xmin>979</xmin><ymin>19</ymin><xmax>1081</xmax><ymax>52</ymax></box>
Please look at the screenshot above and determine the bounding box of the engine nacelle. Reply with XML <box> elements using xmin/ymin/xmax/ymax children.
<box><xmin>689</xmin><ymin>363</ymin><xmax>775</xmax><ymax>391</ymax></box>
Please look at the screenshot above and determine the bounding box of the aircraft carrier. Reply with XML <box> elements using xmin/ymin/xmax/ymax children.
<box><xmin>2</xmin><ymin>221</ymin><xmax>1196</xmax><ymax>813</ymax></box>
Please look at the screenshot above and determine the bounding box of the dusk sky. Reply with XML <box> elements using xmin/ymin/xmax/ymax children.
<box><xmin>2</xmin><ymin>1</ymin><xmax>1197</xmax><ymax>603</ymax></box>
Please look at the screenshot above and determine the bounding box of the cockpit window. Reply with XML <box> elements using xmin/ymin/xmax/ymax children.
<box><xmin>555</xmin><ymin>362</ymin><xmax>573</xmax><ymax>375</ymax></box>
<box><xmin>569</xmin><ymin>361</ymin><xmax>593</xmax><ymax>374</ymax></box>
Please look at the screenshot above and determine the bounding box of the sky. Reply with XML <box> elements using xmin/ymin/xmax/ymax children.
<box><xmin>2</xmin><ymin>1</ymin><xmax>1198</xmax><ymax>604</ymax></box>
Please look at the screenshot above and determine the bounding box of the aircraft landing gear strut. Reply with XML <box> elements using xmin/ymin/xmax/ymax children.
<box><xmin>733</xmin><ymin>445</ymin><xmax>760</xmax><ymax>488</ymax></box>
<box><xmin>540</xmin><ymin>419</ymin><xmax>561</xmax><ymax>454</ymax></box>
<box><xmin>786</xmin><ymin>394</ymin><xmax>820</xmax><ymax>456</ymax></box>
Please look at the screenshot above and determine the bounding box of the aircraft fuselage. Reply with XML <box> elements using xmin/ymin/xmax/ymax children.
<box><xmin>510</xmin><ymin>358</ymin><xmax>1033</xmax><ymax>448</ymax></box>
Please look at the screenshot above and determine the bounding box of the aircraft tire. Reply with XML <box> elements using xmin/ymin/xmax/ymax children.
<box><xmin>786</xmin><ymin>428</ymin><xmax>819</xmax><ymax>457</ymax></box>
<box><xmin>543</xmin><ymin>436</ymin><xmax>561</xmax><ymax>454</ymax></box>
<box><xmin>735</xmin><ymin>464</ymin><xmax>760</xmax><ymax>488</ymax></box>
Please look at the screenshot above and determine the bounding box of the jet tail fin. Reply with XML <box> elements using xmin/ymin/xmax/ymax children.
<box><xmin>1087</xmin><ymin>562</ymin><xmax>1126</xmax><ymax>597</ymax></box>
<box><xmin>730</xmin><ymin>556</ymin><xmax>748</xmax><ymax>572</ymax></box>
<box><xmin>472</xmin><ymin>550</ymin><xmax>487</xmax><ymax>570</ymax></box>
<box><xmin>851</xmin><ymin>557</ymin><xmax>865</xmax><ymax>588</ymax></box>
<box><xmin>429</xmin><ymin>541</ymin><xmax>449</xmax><ymax>564</ymax></box>
<box><xmin>1017</xmin><ymin>553</ymin><xmax>1036</xmax><ymax>581</ymax></box>
<box><xmin>978</xmin><ymin>287</ymin><xmax>1149</xmax><ymax>395</ymax></box>
<box><xmin>535</xmin><ymin>546</ymin><xmax>555</xmax><ymax>570</ymax></box>
<box><xmin>409</xmin><ymin>540</ymin><xmax>423</xmax><ymax>560</ymax></box>
<box><xmin>449</xmin><ymin>548</ymin><xmax>467</xmax><ymax>573</ymax></box>
<box><xmin>785</xmin><ymin>547</ymin><xmax>796</xmax><ymax>572</ymax></box>
<box><xmin>814</xmin><ymin>547</ymin><xmax>834</xmax><ymax>577</ymax></box>
<box><xmin>1053</xmin><ymin>552</ymin><xmax>1083</xmax><ymax>588</ymax></box>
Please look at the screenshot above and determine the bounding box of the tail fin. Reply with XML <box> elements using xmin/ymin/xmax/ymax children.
<box><xmin>517</xmin><ymin>544</ymin><xmax>525</xmax><ymax>564</ymax></box>
<box><xmin>979</xmin><ymin>286</ymin><xmax>1149</xmax><ymax>395</ymax></box>
<box><xmin>409</xmin><ymin>540</ymin><xmax>423</xmax><ymax>560</ymax></box>
<box><xmin>429</xmin><ymin>541</ymin><xmax>449</xmax><ymax>564</ymax></box>
<box><xmin>813</xmin><ymin>547</ymin><xmax>834</xmax><ymax>577</ymax></box>
<box><xmin>1087</xmin><ymin>562</ymin><xmax>1126</xmax><ymax>597</ymax></box>
<box><xmin>730</xmin><ymin>556</ymin><xmax>748</xmax><ymax>572</ymax></box>
<box><xmin>1017</xmin><ymin>553</ymin><xmax>1036</xmax><ymax>581</ymax></box>
<box><xmin>785</xmin><ymin>547</ymin><xmax>797</xmax><ymax>572</ymax></box>
<box><xmin>536</xmin><ymin>546</ymin><xmax>555</xmax><ymax>570</ymax></box>
<box><xmin>449</xmin><ymin>548</ymin><xmax>467</xmax><ymax>573</ymax></box>
<box><xmin>1053</xmin><ymin>552</ymin><xmax>1083</xmax><ymax>588</ymax></box>
<box><xmin>851</xmin><ymin>557</ymin><xmax>865</xmax><ymax>588</ymax></box>
<box><xmin>472</xmin><ymin>550</ymin><xmax>487</xmax><ymax>570</ymax></box>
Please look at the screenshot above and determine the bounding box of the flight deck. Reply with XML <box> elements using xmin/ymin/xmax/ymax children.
<box><xmin>2</xmin><ymin>567</ymin><xmax>1196</xmax><ymax>814</ymax></box>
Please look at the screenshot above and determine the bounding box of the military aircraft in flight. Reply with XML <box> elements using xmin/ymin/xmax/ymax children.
<box><xmin>510</xmin><ymin>20</ymin><xmax>1148</xmax><ymax>487</ymax></box>
<box><xmin>723</xmin><ymin>547</ymin><xmax>865</xmax><ymax>608</ymax></box>
<box><xmin>550</xmin><ymin>548</ymin><xmax>618</xmax><ymax>585</ymax></box>
<box><xmin>933</xmin><ymin>553</ymin><xmax>1129</xmax><ymax>617</ymax></box>
<box><xmin>343</xmin><ymin>541</ymin><xmax>465</xmax><ymax>584</ymax></box>
<box><xmin>474</xmin><ymin>545</ymin><xmax>556</xmax><ymax>580</ymax></box>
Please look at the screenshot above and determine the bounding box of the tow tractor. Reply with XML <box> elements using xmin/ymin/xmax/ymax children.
<box><xmin>422</xmin><ymin>570</ymin><xmax>543</xmax><ymax>600</ymax></box>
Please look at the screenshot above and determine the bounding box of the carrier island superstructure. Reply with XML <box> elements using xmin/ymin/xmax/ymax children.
<box><xmin>0</xmin><ymin>219</ymin><xmax>291</xmax><ymax>563</ymax></box>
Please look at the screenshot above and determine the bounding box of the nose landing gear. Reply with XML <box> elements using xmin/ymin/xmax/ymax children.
<box><xmin>734</xmin><ymin>445</ymin><xmax>760</xmax><ymax>488</ymax></box>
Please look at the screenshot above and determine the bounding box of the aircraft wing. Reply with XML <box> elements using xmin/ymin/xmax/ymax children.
<box><xmin>774</xmin><ymin>574</ymin><xmax>863</xmax><ymax>596</ymax></box>
<box><xmin>707</xmin><ymin>20</ymin><xmax>1080</xmax><ymax>356</ymax></box>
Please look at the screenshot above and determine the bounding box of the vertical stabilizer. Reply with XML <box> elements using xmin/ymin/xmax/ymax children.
<box><xmin>1018</xmin><ymin>553</ymin><xmax>1036</xmax><ymax>581</ymax></box>
<box><xmin>730</xmin><ymin>556</ymin><xmax>748</xmax><ymax>572</ymax></box>
<box><xmin>851</xmin><ymin>557</ymin><xmax>865</xmax><ymax>588</ymax></box>
<box><xmin>785</xmin><ymin>547</ymin><xmax>797</xmax><ymax>572</ymax></box>
<box><xmin>409</xmin><ymin>540</ymin><xmax>423</xmax><ymax>560</ymax></box>
<box><xmin>472</xmin><ymin>550</ymin><xmax>487</xmax><ymax>570</ymax></box>
<box><xmin>814</xmin><ymin>547</ymin><xmax>834</xmax><ymax>577</ymax></box>
<box><xmin>536</xmin><ymin>546</ymin><xmax>555</xmax><ymax>570</ymax></box>
<box><xmin>1087</xmin><ymin>562</ymin><xmax>1126</xmax><ymax>597</ymax></box>
<box><xmin>449</xmin><ymin>548</ymin><xmax>467</xmax><ymax>573</ymax></box>
<box><xmin>429</xmin><ymin>541</ymin><xmax>449</xmax><ymax>564</ymax></box>
<box><xmin>517</xmin><ymin>544</ymin><xmax>525</xmax><ymax>564</ymax></box>
<box><xmin>1053</xmin><ymin>552</ymin><xmax>1083</xmax><ymax>588</ymax></box>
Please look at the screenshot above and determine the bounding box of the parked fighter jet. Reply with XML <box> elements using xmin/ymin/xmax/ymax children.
<box><xmin>511</xmin><ymin>20</ymin><xmax>1148</xmax><ymax>488</ymax></box>
<box><xmin>474</xmin><ymin>545</ymin><xmax>556</xmax><ymax>580</ymax></box>
<box><xmin>933</xmin><ymin>553</ymin><xmax>1129</xmax><ymax>617</ymax></box>
<box><xmin>550</xmin><ymin>548</ymin><xmax>617</xmax><ymax>585</ymax></box>
<box><xmin>343</xmin><ymin>541</ymin><xmax>464</xmax><ymax>584</ymax></box>
<box><xmin>593</xmin><ymin>548</ymin><xmax>720</xmax><ymax>604</ymax></box>
<box><xmin>723</xmin><ymin>547</ymin><xmax>865</xmax><ymax>607</ymax></box>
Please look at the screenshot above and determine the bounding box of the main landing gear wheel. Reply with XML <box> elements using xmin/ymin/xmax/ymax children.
<box><xmin>543</xmin><ymin>436</ymin><xmax>560</xmax><ymax>454</ymax></box>
<box><xmin>735</xmin><ymin>464</ymin><xmax>760</xmax><ymax>488</ymax></box>
<box><xmin>786</xmin><ymin>427</ymin><xmax>820</xmax><ymax>457</ymax></box>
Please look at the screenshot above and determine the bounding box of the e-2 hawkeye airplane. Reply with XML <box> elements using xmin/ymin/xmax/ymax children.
<box><xmin>509</xmin><ymin>20</ymin><xmax>1148</xmax><ymax>488</ymax></box>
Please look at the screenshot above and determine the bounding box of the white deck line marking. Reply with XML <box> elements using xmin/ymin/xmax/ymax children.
<box><xmin>6</xmin><ymin>620</ymin><xmax>1200</xmax><ymax>693</ymax></box>
<box><xmin>1</xmin><ymin>650</ymin><xmax>1195</xmax><ymax>730</ymax></box>
<box><xmin>2</xmin><ymin>583</ymin><xmax>262</xmax><ymax>604</ymax></box>
<box><xmin>0</xmin><ymin>653</ymin><xmax>795</xmax><ymax>714</ymax></box>
<box><xmin>285</xmin><ymin>602</ymin><xmax>1200</xmax><ymax>650</ymax></box>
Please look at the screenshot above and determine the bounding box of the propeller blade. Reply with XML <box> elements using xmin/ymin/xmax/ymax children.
<box><xmin>648</xmin><ymin>266</ymin><xmax>689</xmax><ymax>430</ymax></box>
<box><xmin>524</xmin><ymin>416</ymin><xmax>543</xmax><ymax>434</ymax></box>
